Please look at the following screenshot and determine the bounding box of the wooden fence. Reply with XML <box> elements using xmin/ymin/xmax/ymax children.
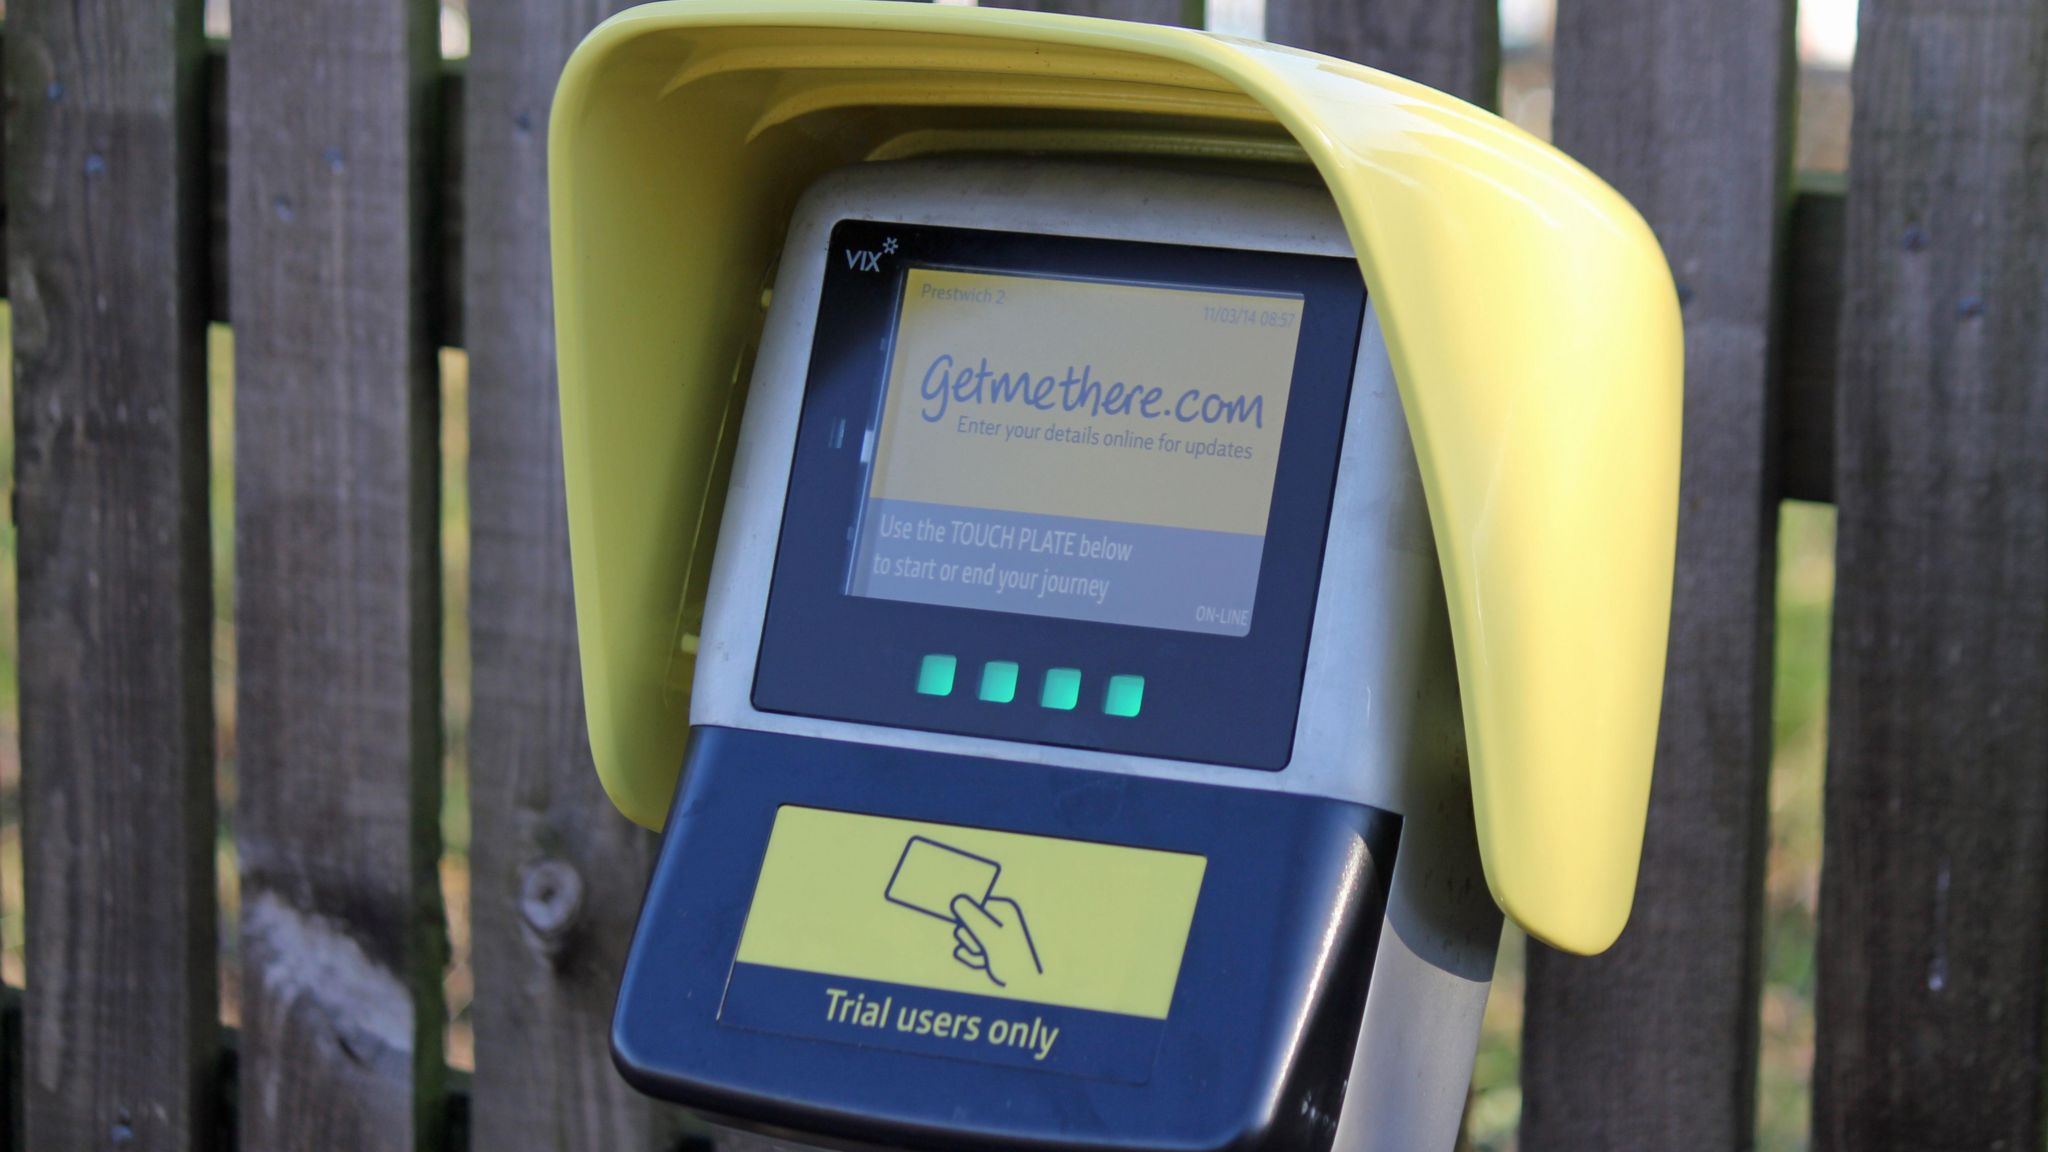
<box><xmin>1</xmin><ymin>0</ymin><xmax>2042</xmax><ymax>1148</ymax></box>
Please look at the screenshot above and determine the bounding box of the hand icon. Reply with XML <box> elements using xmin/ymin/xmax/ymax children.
<box><xmin>950</xmin><ymin>894</ymin><xmax>1044</xmax><ymax>989</ymax></box>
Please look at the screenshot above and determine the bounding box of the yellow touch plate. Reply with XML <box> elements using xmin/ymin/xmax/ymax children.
<box><xmin>735</xmin><ymin>807</ymin><xmax>1207</xmax><ymax>1019</ymax></box>
<box><xmin>720</xmin><ymin>807</ymin><xmax>1208</xmax><ymax>1081</ymax></box>
<box><xmin>550</xmin><ymin>1</ymin><xmax>1682</xmax><ymax>955</ymax></box>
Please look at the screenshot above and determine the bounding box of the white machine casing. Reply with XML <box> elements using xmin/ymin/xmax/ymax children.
<box><xmin>691</xmin><ymin>158</ymin><xmax>1502</xmax><ymax>1152</ymax></box>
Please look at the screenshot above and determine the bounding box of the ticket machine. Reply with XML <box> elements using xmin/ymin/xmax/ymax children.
<box><xmin>548</xmin><ymin>5</ymin><xmax>1682</xmax><ymax>1150</ymax></box>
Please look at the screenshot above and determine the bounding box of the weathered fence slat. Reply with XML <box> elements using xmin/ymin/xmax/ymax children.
<box><xmin>972</xmin><ymin>0</ymin><xmax>1197</xmax><ymax>29</ymax></box>
<box><xmin>1521</xmin><ymin>1</ymin><xmax>1795</xmax><ymax>1148</ymax></box>
<box><xmin>227</xmin><ymin>0</ymin><xmax>446</xmax><ymax>1145</ymax></box>
<box><xmin>1264</xmin><ymin>0</ymin><xmax>1498</xmax><ymax>109</ymax></box>
<box><xmin>1814</xmin><ymin>1</ymin><xmax>2048</xmax><ymax>1148</ymax></box>
<box><xmin>0</xmin><ymin>40</ymin><xmax>9</xmax><ymax>295</ymax></box>
<box><xmin>207</xmin><ymin>45</ymin><xmax>463</xmax><ymax>348</ymax></box>
<box><xmin>460</xmin><ymin>0</ymin><xmax>689</xmax><ymax>1148</ymax></box>
<box><xmin>3</xmin><ymin>992</ymin><xmax>21</xmax><ymax>1150</ymax></box>
<box><xmin>6</xmin><ymin>0</ymin><xmax>219</xmax><ymax>1148</ymax></box>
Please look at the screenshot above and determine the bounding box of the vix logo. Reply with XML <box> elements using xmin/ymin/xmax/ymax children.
<box><xmin>845</xmin><ymin>236</ymin><xmax>900</xmax><ymax>273</ymax></box>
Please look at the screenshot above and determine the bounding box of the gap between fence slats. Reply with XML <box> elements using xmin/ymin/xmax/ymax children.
<box><xmin>6</xmin><ymin>0</ymin><xmax>219</xmax><ymax>1148</ymax></box>
<box><xmin>226</xmin><ymin>0</ymin><xmax>447</xmax><ymax>1145</ymax></box>
<box><xmin>1814</xmin><ymin>2</ymin><xmax>2048</xmax><ymax>1148</ymax></box>
<box><xmin>1779</xmin><ymin>178</ymin><xmax>1842</xmax><ymax>505</ymax></box>
<box><xmin>1520</xmin><ymin>1</ymin><xmax>1795</xmax><ymax>1148</ymax></box>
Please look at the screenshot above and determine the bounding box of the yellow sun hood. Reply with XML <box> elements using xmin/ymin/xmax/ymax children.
<box><xmin>549</xmin><ymin>0</ymin><xmax>1681</xmax><ymax>956</ymax></box>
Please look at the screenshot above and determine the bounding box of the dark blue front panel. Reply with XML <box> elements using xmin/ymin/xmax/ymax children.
<box><xmin>613</xmin><ymin>728</ymin><xmax>1398</xmax><ymax>1152</ymax></box>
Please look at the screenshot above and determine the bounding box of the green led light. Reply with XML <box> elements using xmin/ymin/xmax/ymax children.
<box><xmin>1103</xmin><ymin>675</ymin><xmax>1145</xmax><ymax>718</ymax></box>
<box><xmin>979</xmin><ymin>661</ymin><xmax>1019</xmax><ymax>703</ymax></box>
<box><xmin>916</xmin><ymin>654</ymin><xmax>957</xmax><ymax>696</ymax></box>
<box><xmin>1040</xmin><ymin>667</ymin><xmax>1082</xmax><ymax>711</ymax></box>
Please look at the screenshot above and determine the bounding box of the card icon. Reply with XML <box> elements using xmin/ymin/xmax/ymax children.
<box><xmin>885</xmin><ymin>835</ymin><xmax>1043</xmax><ymax>989</ymax></box>
<box><xmin>885</xmin><ymin>836</ymin><xmax>999</xmax><ymax>921</ymax></box>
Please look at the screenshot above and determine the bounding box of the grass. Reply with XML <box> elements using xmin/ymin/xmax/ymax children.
<box><xmin>0</xmin><ymin>301</ymin><xmax>1837</xmax><ymax>1144</ymax></box>
<box><xmin>1758</xmin><ymin>501</ymin><xmax>1835</xmax><ymax>1149</ymax></box>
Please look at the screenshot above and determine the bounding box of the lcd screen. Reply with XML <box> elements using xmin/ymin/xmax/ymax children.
<box><xmin>848</xmin><ymin>267</ymin><xmax>1305</xmax><ymax>636</ymax></box>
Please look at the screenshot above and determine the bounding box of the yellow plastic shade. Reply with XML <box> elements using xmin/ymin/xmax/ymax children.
<box><xmin>549</xmin><ymin>0</ymin><xmax>1681</xmax><ymax>955</ymax></box>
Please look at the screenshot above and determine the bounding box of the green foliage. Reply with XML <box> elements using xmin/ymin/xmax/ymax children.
<box><xmin>1756</xmin><ymin>501</ymin><xmax>1835</xmax><ymax>1151</ymax></box>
